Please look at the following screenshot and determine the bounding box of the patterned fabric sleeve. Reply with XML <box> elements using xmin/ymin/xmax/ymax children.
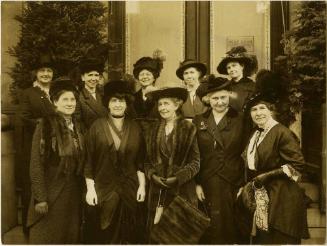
<box><xmin>30</xmin><ymin>121</ymin><xmax>48</xmax><ymax>202</ymax></box>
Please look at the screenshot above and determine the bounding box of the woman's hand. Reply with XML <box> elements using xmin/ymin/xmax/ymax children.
<box><xmin>35</xmin><ymin>201</ymin><xmax>48</xmax><ymax>214</ymax></box>
<box><xmin>196</xmin><ymin>185</ymin><xmax>205</xmax><ymax>201</ymax></box>
<box><xmin>137</xmin><ymin>185</ymin><xmax>146</xmax><ymax>202</ymax></box>
<box><xmin>152</xmin><ymin>174</ymin><xmax>169</xmax><ymax>188</ymax></box>
<box><xmin>86</xmin><ymin>186</ymin><xmax>98</xmax><ymax>206</ymax></box>
<box><xmin>237</xmin><ymin>187</ymin><xmax>243</xmax><ymax>198</ymax></box>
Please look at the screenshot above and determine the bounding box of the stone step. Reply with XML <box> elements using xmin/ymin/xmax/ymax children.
<box><xmin>2</xmin><ymin>226</ymin><xmax>27</xmax><ymax>244</ymax></box>
<box><xmin>302</xmin><ymin>228</ymin><xmax>326</xmax><ymax>245</ymax></box>
<box><xmin>307</xmin><ymin>204</ymin><xmax>326</xmax><ymax>227</ymax></box>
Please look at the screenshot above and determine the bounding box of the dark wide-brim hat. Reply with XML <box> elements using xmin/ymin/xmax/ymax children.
<box><xmin>242</xmin><ymin>92</ymin><xmax>276</xmax><ymax>113</ymax></box>
<box><xmin>79</xmin><ymin>58</ymin><xmax>104</xmax><ymax>74</ymax></box>
<box><xmin>196</xmin><ymin>75</ymin><xmax>231</xmax><ymax>99</ymax></box>
<box><xmin>146</xmin><ymin>87</ymin><xmax>188</xmax><ymax>102</ymax></box>
<box><xmin>103</xmin><ymin>80</ymin><xmax>134</xmax><ymax>106</ymax></box>
<box><xmin>217</xmin><ymin>46</ymin><xmax>257</xmax><ymax>76</ymax></box>
<box><xmin>176</xmin><ymin>59</ymin><xmax>207</xmax><ymax>80</ymax></box>
<box><xmin>133</xmin><ymin>57</ymin><xmax>162</xmax><ymax>79</ymax></box>
<box><xmin>49</xmin><ymin>76</ymin><xmax>78</xmax><ymax>101</ymax></box>
<box><xmin>31</xmin><ymin>53</ymin><xmax>56</xmax><ymax>71</ymax></box>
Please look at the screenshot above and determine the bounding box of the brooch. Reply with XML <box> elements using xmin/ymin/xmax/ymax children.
<box><xmin>199</xmin><ymin>121</ymin><xmax>207</xmax><ymax>130</ymax></box>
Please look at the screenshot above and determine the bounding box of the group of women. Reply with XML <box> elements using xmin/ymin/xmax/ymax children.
<box><xmin>21</xmin><ymin>46</ymin><xmax>309</xmax><ymax>244</ymax></box>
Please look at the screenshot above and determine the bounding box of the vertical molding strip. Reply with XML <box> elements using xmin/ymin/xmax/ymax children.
<box><xmin>125</xmin><ymin>4</ymin><xmax>130</xmax><ymax>74</ymax></box>
<box><xmin>209</xmin><ymin>1</ymin><xmax>214</xmax><ymax>74</ymax></box>
<box><xmin>265</xmin><ymin>2</ymin><xmax>271</xmax><ymax>69</ymax></box>
<box><xmin>196</xmin><ymin>2</ymin><xmax>200</xmax><ymax>60</ymax></box>
<box><xmin>181</xmin><ymin>1</ymin><xmax>185</xmax><ymax>62</ymax></box>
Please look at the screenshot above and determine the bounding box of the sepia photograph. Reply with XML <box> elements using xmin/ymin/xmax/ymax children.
<box><xmin>1</xmin><ymin>1</ymin><xmax>326</xmax><ymax>244</ymax></box>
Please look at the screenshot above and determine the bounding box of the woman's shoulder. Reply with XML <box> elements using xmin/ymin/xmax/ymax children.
<box><xmin>268</xmin><ymin>123</ymin><xmax>300</xmax><ymax>143</ymax></box>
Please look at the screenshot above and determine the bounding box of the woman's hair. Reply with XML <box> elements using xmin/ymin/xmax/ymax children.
<box><xmin>51</xmin><ymin>89</ymin><xmax>78</xmax><ymax>103</ymax></box>
<box><xmin>201</xmin><ymin>95</ymin><xmax>211</xmax><ymax>106</ymax></box>
<box><xmin>103</xmin><ymin>92</ymin><xmax>134</xmax><ymax>108</ymax></box>
<box><xmin>201</xmin><ymin>90</ymin><xmax>230</xmax><ymax>107</ymax></box>
<box><xmin>169</xmin><ymin>97</ymin><xmax>184</xmax><ymax>109</ymax></box>
<box><xmin>251</xmin><ymin>101</ymin><xmax>276</xmax><ymax>112</ymax></box>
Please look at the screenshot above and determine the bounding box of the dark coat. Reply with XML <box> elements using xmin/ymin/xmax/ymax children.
<box><xmin>18</xmin><ymin>86</ymin><xmax>56</xmax><ymax>230</ymax></box>
<box><xmin>76</xmin><ymin>87</ymin><xmax>108</xmax><ymax>129</ymax></box>
<box><xmin>144</xmin><ymin>118</ymin><xmax>200</xmax><ymax>211</ymax></box>
<box><xmin>181</xmin><ymin>94</ymin><xmax>207</xmax><ymax>118</ymax></box>
<box><xmin>84</xmin><ymin>117</ymin><xmax>144</xmax><ymax>210</ymax></box>
<box><xmin>133</xmin><ymin>89</ymin><xmax>159</xmax><ymax>119</ymax></box>
<box><xmin>19</xmin><ymin>87</ymin><xmax>55</xmax><ymax>165</ymax></box>
<box><xmin>193</xmin><ymin>108</ymin><xmax>247</xmax><ymax>187</ymax></box>
<box><xmin>27</xmin><ymin>116</ymin><xmax>84</xmax><ymax>243</ymax></box>
<box><xmin>242</xmin><ymin>123</ymin><xmax>308</xmax><ymax>239</ymax></box>
<box><xmin>229</xmin><ymin>77</ymin><xmax>255</xmax><ymax>112</ymax></box>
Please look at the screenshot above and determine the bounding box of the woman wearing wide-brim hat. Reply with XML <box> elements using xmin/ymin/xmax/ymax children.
<box><xmin>132</xmin><ymin>50</ymin><xmax>165</xmax><ymax>120</ymax></box>
<box><xmin>76</xmin><ymin>57</ymin><xmax>108</xmax><ymax>129</ymax></box>
<box><xmin>27</xmin><ymin>77</ymin><xmax>84</xmax><ymax>244</ymax></box>
<box><xmin>83</xmin><ymin>79</ymin><xmax>146</xmax><ymax>244</ymax></box>
<box><xmin>143</xmin><ymin>87</ymin><xmax>200</xmax><ymax>243</ymax></box>
<box><xmin>193</xmin><ymin>75</ymin><xmax>248</xmax><ymax>244</ymax></box>
<box><xmin>18</xmin><ymin>52</ymin><xmax>58</xmax><ymax>235</ymax></box>
<box><xmin>236</xmin><ymin>70</ymin><xmax>309</xmax><ymax>244</ymax></box>
<box><xmin>217</xmin><ymin>46</ymin><xmax>258</xmax><ymax>112</ymax></box>
<box><xmin>176</xmin><ymin>59</ymin><xmax>208</xmax><ymax>118</ymax></box>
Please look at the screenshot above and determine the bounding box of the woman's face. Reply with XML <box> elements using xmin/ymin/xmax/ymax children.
<box><xmin>209</xmin><ymin>90</ymin><xmax>230</xmax><ymax>113</ymax></box>
<box><xmin>138</xmin><ymin>69</ymin><xmax>155</xmax><ymax>88</ymax></box>
<box><xmin>108</xmin><ymin>97</ymin><xmax>127</xmax><ymax>117</ymax></box>
<box><xmin>226</xmin><ymin>62</ymin><xmax>244</xmax><ymax>80</ymax></box>
<box><xmin>183</xmin><ymin>67</ymin><xmax>201</xmax><ymax>92</ymax></box>
<box><xmin>53</xmin><ymin>91</ymin><xmax>76</xmax><ymax>116</ymax></box>
<box><xmin>36</xmin><ymin>67</ymin><xmax>53</xmax><ymax>85</ymax></box>
<box><xmin>250</xmin><ymin>103</ymin><xmax>272</xmax><ymax>128</ymax></box>
<box><xmin>82</xmin><ymin>71</ymin><xmax>101</xmax><ymax>90</ymax></box>
<box><xmin>158</xmin><ymin>98</ymin><xmax>179</xmax><ymax>121</ymax></box>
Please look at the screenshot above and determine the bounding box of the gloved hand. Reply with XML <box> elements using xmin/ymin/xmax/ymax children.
<box><xmin>35</xmin><ymin>201</ymin><xmax>48</xmax><ymax>214</ymax></box>
<box><xmin>86</xmin><ymin>186</ymin><xmax>98</xmax><ymax>206</ymax></box>
<box><xmin>137</xmin><ymin>185</ymin><xmax>146</xmax><ymax>202</ymax></box>
<box><xmin>196</xmin><ymin>184</ymin><xmax>206</xmax><ymax>201</ymax></box>
<box><xmin>152</xmin><ymin>174</ymin><xmax>169</xmax><ymax>188</ymax></box>
<box><xmin>253</xmin><ymin>168</ymin><xmax>285</xmax><ymax>186</ymax></box>
<box><xmin>163</xmin><ymin>176</ymin><xmax>177</xmax><ymax>188</ymax></box>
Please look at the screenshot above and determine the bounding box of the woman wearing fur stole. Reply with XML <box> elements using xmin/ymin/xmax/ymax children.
<box><xmin>27</xmin><ymin>77</ymin><xmax>84</xmax><ymax>244</ymax></box>
<box><xmin>143</xmin><ymin>87</ymin><xmax>200</xmax><ymax>243</ymax></box>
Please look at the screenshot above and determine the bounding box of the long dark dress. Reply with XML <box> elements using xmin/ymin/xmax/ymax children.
<box><xmin>143</xmin><ymin>117</ymin><xmax>200</xmax><ymax>242</ymax></box>
<box><xmin>84</xmin><ymin>116</ymin><xmax>144</xmax><ymax>244</ymax></box>
<box><xmin>240</xmin><ymin>123</ymin><xmax>309</xmax><ymax>244</ymax></box>
<box><xmin>27</xmin><ymin>116</ymin><xmax>84</xmax><ymax>244</ymax></box>
<box><xmin>193</xmin><ymin>107</ymin><xmax>247</xmax><ymax>244</ymax></box>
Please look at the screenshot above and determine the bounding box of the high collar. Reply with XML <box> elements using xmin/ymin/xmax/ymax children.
<box><xmin>257</xmin><ymin>117</ymin><xmax>278</xmax><ymax>133</ymax></box>
<box><xmin>33</xmin><ymin>81</ymin><xmax>50</xmax><ymax>95</ymax></box>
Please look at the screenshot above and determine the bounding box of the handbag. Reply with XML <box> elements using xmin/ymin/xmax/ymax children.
<box><xmin>150</xmin><ymin>194</ymin><xmax>211</xmax><ymax>244</ymax></box>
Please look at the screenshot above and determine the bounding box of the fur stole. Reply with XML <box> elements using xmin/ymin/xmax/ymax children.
<box><xmin>144</xmin><ymin>116</ymin><xmax>197</xmax><ymax>177</ymax></box>
<box><xmin>39</xmin><ymin>113</ymin><xmax>85</xmax><ymax>177</ymax></box>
